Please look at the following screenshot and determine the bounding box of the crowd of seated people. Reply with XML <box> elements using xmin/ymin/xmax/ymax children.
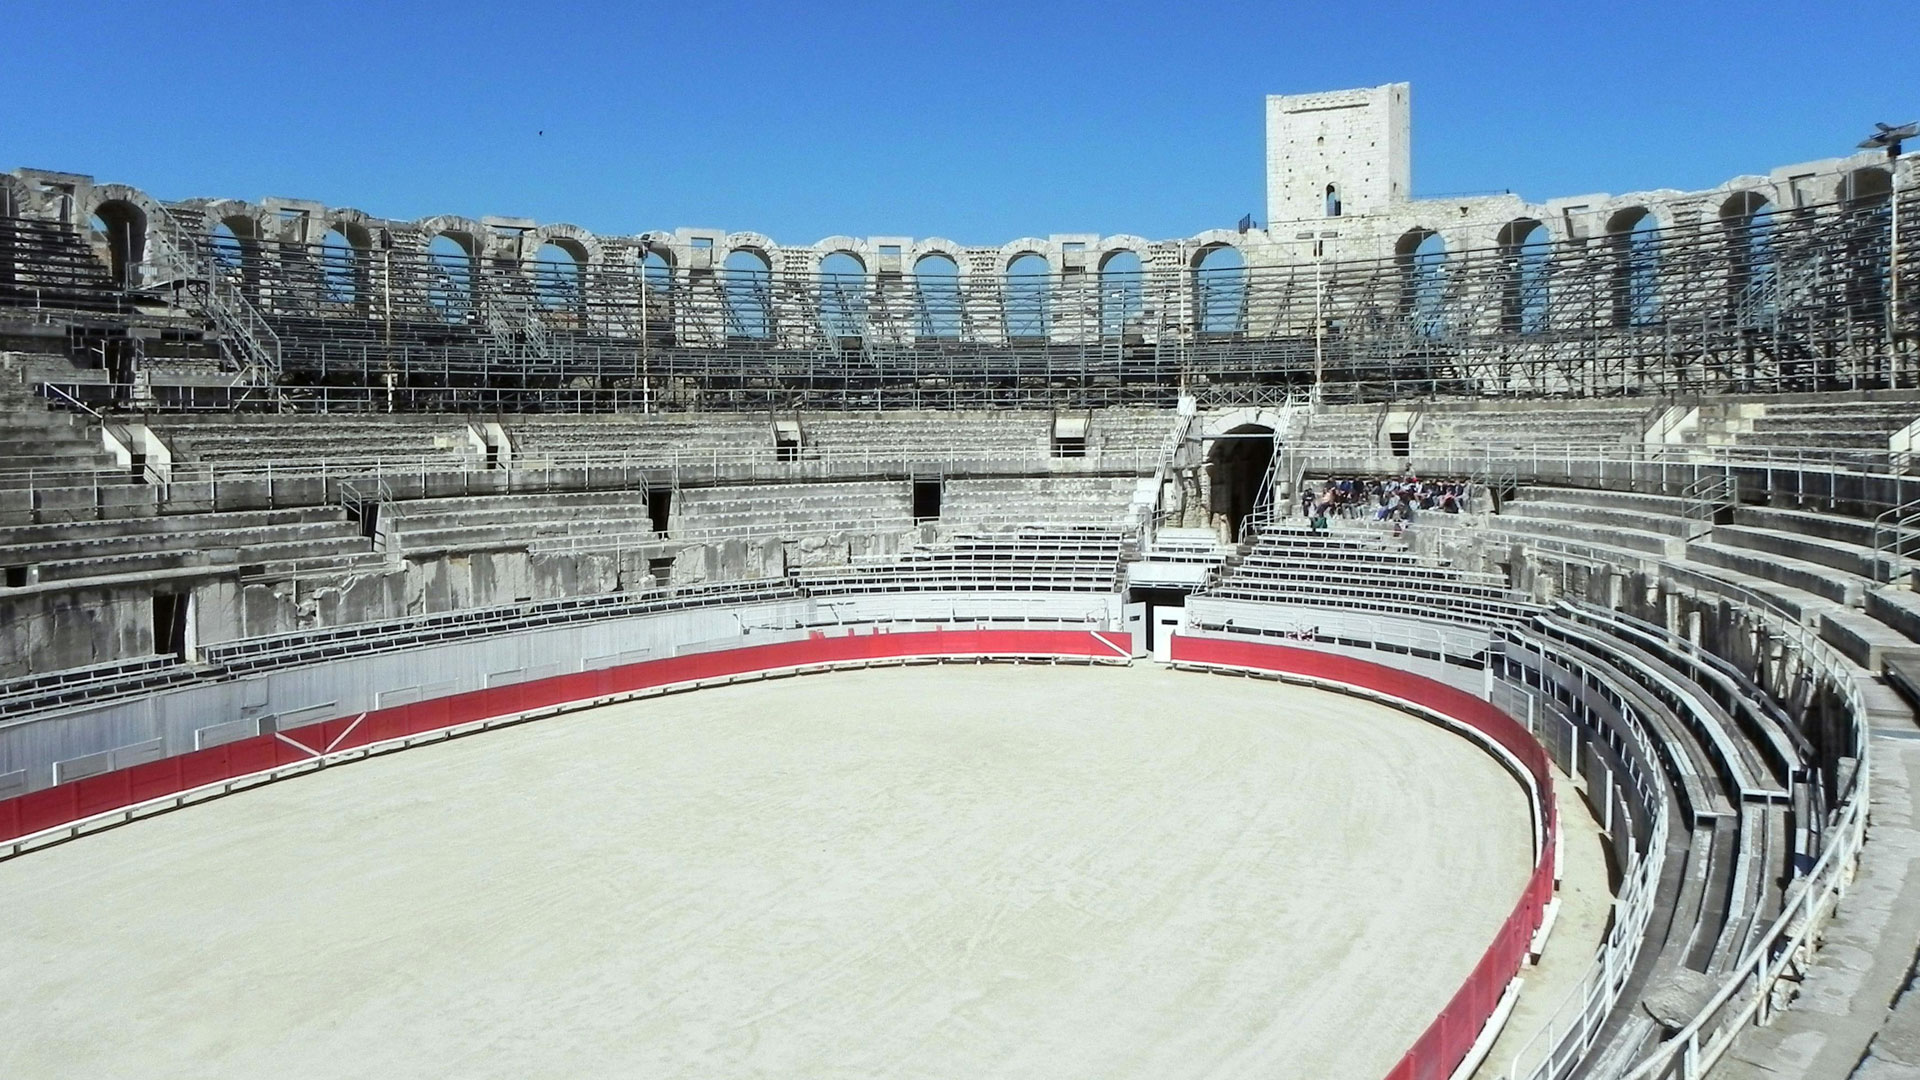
<box><xmin>1300</xmin><ymin>476</ymin><xmax>1471</xmax><ymax>531</ymax></box>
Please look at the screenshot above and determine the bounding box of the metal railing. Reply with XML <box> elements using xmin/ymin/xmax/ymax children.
<box><xmin>1870</xmin><ymin>495</ymin><xmax>1920</xmax><ymax>584</ymax></box>
<box><xmin>1493</xmin><ymin>632</ymin><xmax>1671</xmax><ymax>1080</ymax></box>
<box><xmin>1681</xmin><ymin>471</ymin><xmax>1737</xmax><ymax>536</ymax></box>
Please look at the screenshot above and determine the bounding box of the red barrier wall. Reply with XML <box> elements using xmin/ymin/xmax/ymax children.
<box><xmin>0</xmin><ymin>626</ymin><xmax>1548</xmax><ymax>1080</ymax></box>
<box><xmin>0</xmin><ymin>628</ymin><xmax>1130</xmax><ymax>844</ymax></box>
<box><xmin>1168</xmin><ymin>634</ymin><xmax>1557</xmax><ymax>1080</ymax></box>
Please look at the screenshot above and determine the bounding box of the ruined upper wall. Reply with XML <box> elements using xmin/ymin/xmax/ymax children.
<box><xmin>2</xmin><ymin>84</ymin><xmax>1907</xmax><ymax>290</ymax></box>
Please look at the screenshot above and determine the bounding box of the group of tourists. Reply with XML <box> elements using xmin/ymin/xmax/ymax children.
<box><xmin>1300</xmin><ymin>476</ymin><xmax>1472</xmax><ymax>533</ymax></box>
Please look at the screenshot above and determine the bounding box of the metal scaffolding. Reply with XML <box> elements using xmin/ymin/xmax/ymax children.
<box><xmin>15</xmin><ymin>186</ymin><xmax>1918</xmax><ymax>412</ymax></box>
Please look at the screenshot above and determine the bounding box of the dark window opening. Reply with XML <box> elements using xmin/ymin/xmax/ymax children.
<box><xmin>1052</xmin><ymin>434</ymin><xmax>1086</xmax><ymax>458</ymax></box>
<box><xmin>647</xmin><ymin>488</ymin><xmax>672</xmax><ymax>536</ymax></box>
<box><xmin>128</xmin><ymin>451</ymin><xmax>146</xmax><ymax>483</ymax></box>
<box><xmin>1389</xmin><ymin>432</ymin><xmax>1411</xmax><ymax>457</ymax></box>
<box><xmin>1325</xmin><ymin>184</ymin><xmax>1342</xmax><ymax>218</ymax></box>
<box><xmin>648</xmin><ymin>557</ymin><xmax>674</xmax><ymax>587</ymax></box>
<box><xmin>912</xmin><ymin>479</ymin><xmax>942</xmax><ymax>522</ymax></box>
<box><xmin>484</xmin><ymin>443</ymin><xmax>501</xmax><ymax>470</ymax></box>
<box><xmin>775</xmin><ymin>435</ymin><xmax>799</xmax><ymax>462</ymax></box>
<box><xmin>152</xmin><ymin>592</ymin><xmax>189</xmax><ymax>660</ymax></box>
<box><xmin>4</xmin><ymin>566</ymin><xmax>26</xmax><ymax>588</ymax></box>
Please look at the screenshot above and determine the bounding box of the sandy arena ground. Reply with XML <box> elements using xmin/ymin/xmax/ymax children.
<box><xmin>0</xmin><ymin>663</ymin><xmax>1533</xmax><ymax>1080</ymax></box>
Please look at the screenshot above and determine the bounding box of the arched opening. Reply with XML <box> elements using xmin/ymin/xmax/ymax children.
<box><xmin>639</xmin><ymin>246</ymin><xmax>673</xmax><ymax>322</ymax></box>
<box><xmin>819</xmin><ymin>251</ymin><xmax>866</xmax><ymax>341</ymax></box>
<box><xmin>210</xmin><ymin>217</ymin><xmax>257</xmax><ymax>278</ymax></box>
<box><xmin>1325</xmin><ymin>184</ymin><xmax>1342</xmax><ymax>218</ymax></box>
<box><xmin>723</xmin><ymin>248</ymin><xmax>773</xmax><ymax>340</ymax></box>
<box><xmin>1607</xmin><ymin>208</ymin><xmax>1660</xmax><ymax>328</ymax></box>
<box><xmin>427</xmin><ymin>232</ymin><xmax>477</xmax><ymax>319</ymax></box>
<box><xmin>1496</xmin><ymin>219</ymin><xmax>1550</xmax><ymax>334</ymax></box>
<box><xmin>1193</xmin><ymin>244</ymin><xmax>1246</xmax><ymax>335</ymax></box>
<box><xmin>318</xmin><ymin>227</ymin><xmax>358</xmax><ymax>305</ymax></box>
<box><xmin>1098</xmin><ymin>249</ymin><xmax>1143</xmax><ymax>340</ymax></box>
<box><xmin>532</xmin><ymin>241</ymin><xmax>583</xmax><ymax>311</ymax></box>
<box><xmin>1004</xmin><ymin>252</ymin><xmax>1049</xmax><ymax>341</ymax></box>
<box><xmin>1396</xmin><ymin>229</ymin><xmax>1447</xmax><ymax>337</ymax></box>
<box><xmin>641</xmin><ymin>247</ymin><xmax>673</xmax><ymax>290</ymax></box>
<box><xmin>1720</xmin><ymin>192</ymin><xmax>1775</xmax><ymax>318</ymax></box>
<box><xmin>1837</xmin><ymin>169</ymin><xmax>1894</xmax><ymax>317</ymax></box>
<box><xmin>1208</xmin><ymin>423</ymin><xmax>1276</xmax><ymax>539</ymax></box>
<box><xmin>88</xmin><ymin>200</ymin><xmax>147</xmax><ymax>287</ymax></box>
<box><xmin>1839</xmin><ymin>167</ymin><xmax>1892</xmax><ymax>207</ymax></box>
<box><xmin>914</xmin><ymin>254</ymin><xmax>961</xmax><ymax>339</ymax></box>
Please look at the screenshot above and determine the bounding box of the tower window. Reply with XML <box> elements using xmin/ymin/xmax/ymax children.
<box><xmin>1325</xmin><ymin>184</ymin><xmax>1342</xmax><ymax>218</ymax></box>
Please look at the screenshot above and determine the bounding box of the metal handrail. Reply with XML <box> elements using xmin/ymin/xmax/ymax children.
<box><xmin>37</xmin><ymin>382</ymin><xmax>102</xmax><ymax>421</ymax></box>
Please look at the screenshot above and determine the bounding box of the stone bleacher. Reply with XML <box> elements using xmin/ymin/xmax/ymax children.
<box><xmin>1492</xmin><ymin>484</ymin><xmax>1920</xmax><ymax>673</ymax></box>
<box><xmin>1416</xmin><ymin>403</ymin><xmax>1647</xmax><ymax>450</ymax></box>
<box><xmin>672</xmin><ymin>481</ymin><xmax>914</xmax><ymax>537</ymax></box>
<box><xmin>1086</xmin><ymin>409</ymin><xmax>1175</xmax><ymax>454</ymax></box>
<box><xmin>1730</xmin><ymin>400</ymin><xmax>1920</xmax><ymax>450</ymax></box>
<box><xmin>1200</xmin><ymin>524</ymin><xmax>1537</xmax><ymax>629</ymax></box>
<box><xmin>794</xmin><ymin>527</ymin><xmax>1125</xmax><ymax>595</ymax></box>
<box><xmin>1297</xmin><ymin>408</ymin><xmax>1380</xmax><ymax>451</ymax></box>
<box><xmin>0</xmin><ymin>370</ymin><xmax>150</xmax><ymax>524</ymax></box>
<box><xmin>509</xmin><ymin>413</ymin><xmax>770</xmax><ymax>461</ymax></box>
<box><xmin>941</xmin><ymin>476</ymin><xmax>1141</xmax><ymax>525</ymax></box>
<box><xmin>385</xmin><ymin>491</ymin><xmax>657</xmax><ymax>556</ymax></box>
<box><xmin>798</xmin><ymin>411</ymin><xmax>1052</xmax><ymax>458</ymax></box>
<box><xmin>156</xmin><ymin>416</ymin><xmax>478</xmax><ymax>471</ymax></box>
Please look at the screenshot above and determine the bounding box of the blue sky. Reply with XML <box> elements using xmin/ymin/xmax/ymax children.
<box><xmin>5</xmin><ymin>1</ymin><xmax>1913</xmax><ymax>244</ymax></box>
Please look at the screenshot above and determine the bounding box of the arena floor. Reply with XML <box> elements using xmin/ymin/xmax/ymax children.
<box><xmin>0</xmin><ymin>663</ymin><xmax>1534</xmax><ymax>1080</ymax></box>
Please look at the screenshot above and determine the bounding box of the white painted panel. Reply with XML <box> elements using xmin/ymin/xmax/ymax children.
<box><xmin>195</xmin><ymin>717</ymin><xmax>260</xmax><ymax>751</ymax></box>
<box><xmin>1125</xmin><ymin>602</ymin><xmax>1148</xmax><ymax>658</ymax></box>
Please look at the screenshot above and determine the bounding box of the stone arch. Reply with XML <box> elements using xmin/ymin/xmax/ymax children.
<box><xmin>78</xmin><ymin>184</ymin><xmax>167</xmax><ymax>286</ymax></box>
<box><xmin>1719</xmin><ymin>191</ymin><xmax>1777</xmax><ymax>314</ymax></box>
<box><xmin>722</xmin><ymin>245</ymin><xmax>775</xmax><ymax>340</ymax></box>
<box><xmin>638</xmin><ymin>236</ymin><xmax>675</xmax><ymax>289</ymax></box>
<box><xmin>89</xmin><ymin>199</ymin><xmax>149</xmax><ymax>288</ymax></box>
<box><xmin>912</xmin><ymin>249</ymin><xmax>963</xmax><ymax>339</ymax></box>
<box><xmin>324</xmin><ymin>210</ymin><xmax>378</xmax><ymax>253</ymax></box>
<box><xmin>1198</xmin><ymin>406</ymin><xmax>1290</xmax><ymax>441</ymax></box>
<box><xmin>1206</xmin><ymin>420</ymin><xmax>1280</xmax><ymax>538</ymax></box>
<box><xmin>1395</xmin><ymin>228</ymin><xmax>1447</xmax><ymax>335</ymax></box>
<box><xmin>724</xmin><ymin>232</ymin><xmax>779</xmax><ymax>262</ymax></box>
<box><xmin>1186</xmin><ymin>231</ymin><xmax>1243</xmax><ymax>269</ymax></box>
<box><xmin>1495</xmin><ymin>218</ymin><xmax>1551</xmax><ymax>334</ymax></box>
<box><xmin>418</xmin><ymin>219</ymin><xmax>483</xmax><ymax>318</ymax></box>
<box><xmin>1606</xmin><ymin>206</ymin><xmax>1662</xmax><ymax>328</ymax></box>
<box><xmin>818</xmin><ymin>249</ymin><xmax>867</xmax><ymax>339</ymax></box>
<box><xmin>1003</xmin><ymin>249</ymin><xmax>1051</xmax><ymax>340</ymax></box>
<box><xmin>1191</xmin><ymin>241</ymin><xmax>1246</xmax><ymax>335</ymax></box>
<box><xmin>531</xmin><ymin>240</ymin><xmax>586</xmax><ymax>311</ymax></box>
<box><xmin>1719</xmin><ymin>190</ymin><xmax>1772</xmax><ymax>221</ymax></box>
<box><xmin>1839</xmin><ymin>167</ymin><xmax>1892</xmax><ymax>207</ymax></box>
<box><xmin>911</xmin><ymin>238</ymin><xmax>970</xmax><ymax>282</ymax></box>
<box><xmin>1097</xmin><ymin>244</ymin><xmax>1145</xmax><ymax>340</ymax></box>
<box><xmin>529</xmin><ymin>223</ymin><xmax>601</xmax><ymax>267</ymax></box>
<box><xmin>414</xmin><ymin>216</ymin><xmax>488</xmax><ymax>257</ymax></box>
<box><xmin>315</xmin><ymin>224</ymin><xmax>363</xmax><ymax>305</ymax></box>
<box><xmin>0</xmin><ymin>174</ymin><xmax>40</xmax><ymax>218</ymax></box>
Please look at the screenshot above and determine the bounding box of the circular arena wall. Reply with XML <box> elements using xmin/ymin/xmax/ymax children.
<box><xmin>0</xmin><ymin>631</ymin><xmax>1554</xmax><ymax>1080</ymax></box>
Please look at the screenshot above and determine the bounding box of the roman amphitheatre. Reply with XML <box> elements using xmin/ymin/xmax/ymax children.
<box><xmin>0</xmin><ymin>81</ymin><xmax>1915</xmax><ymax>1080</ymax></box>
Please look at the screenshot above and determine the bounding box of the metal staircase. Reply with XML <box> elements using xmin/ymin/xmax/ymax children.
<box><xmin>156</xmin><ymin>214</ymin><xmax>284</xmax><ymax>392</ymax></box>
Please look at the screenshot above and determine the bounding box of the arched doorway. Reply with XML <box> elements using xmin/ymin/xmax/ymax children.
<box><xmin>1208</xmin><ymin>422</ymin><xmax>1277</xmax><ymax>539</ymax></box>
<box><xmin>89</xmin><ymin>200</ymin><xmax>147</xmax><ymax>288</ymax></box>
